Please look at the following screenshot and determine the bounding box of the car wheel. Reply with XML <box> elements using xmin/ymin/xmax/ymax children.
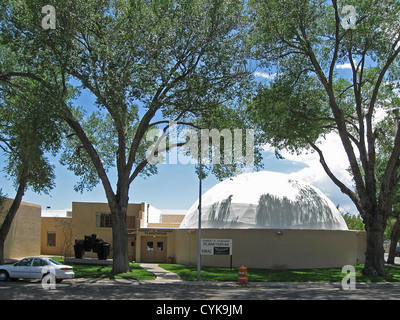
<box><xmin>0</xmin><ymin>270</ymin><xmax>9</xmax><ymax>281</ymax></box>
<box><xmin>42</xmin><ymin>272</ymin><xmax>56</xmax><ymax>283</ymax></box>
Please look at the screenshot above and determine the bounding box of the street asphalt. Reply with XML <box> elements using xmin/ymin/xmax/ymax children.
<box><xmin>1</xmin><ymin>261</ymin><xmax>400</xmax><ymax>307</ymax></box>
<box><xmin>0</xmin><ymin>277</ymin><xmax>400</xmax><ymax>300</ymax></box>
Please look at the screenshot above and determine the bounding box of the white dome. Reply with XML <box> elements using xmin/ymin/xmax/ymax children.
<box><xmin>179</xmin><ymin>171</ymin><xmax>348</xmax><ymax>230</ymax></box>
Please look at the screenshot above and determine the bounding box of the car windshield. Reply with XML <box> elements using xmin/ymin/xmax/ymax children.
<box><xmin>48</xmin><ymin>259</ymin><xmax>63</xmax><ymax>265</ymax></box>
<box><xmin>14</xmin><ymin>258</ymin><xmax>33</xmax><ymax>266</ymax></box>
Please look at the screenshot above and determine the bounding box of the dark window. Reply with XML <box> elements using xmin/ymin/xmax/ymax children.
<box><xmin>33</xmin><ymin>259</ymin><xmax>48</xmax><ymax>267</ymax></box>
<box><xmin>15</xmin><ymin>258</ymin><xmax>33</xmax><ymax>267</ymax></box>
<box><xmin>157</xmin><ymin>242</ymin><xmax>164</xmax><ymax>251</ymax></box>
<box><xmin>47</xmin><ymin>232</ymin><xmax>56</xmax><ymax>246</ymax></box>
<box><xmin>147</xmin><ymin>242</ymin><xmax>154</xmax><ymax>251</ymax></box>
<box><xmin>96</xmin><ymin>213</ymin><xmax>112</xmax><ymax>228</ymax></box>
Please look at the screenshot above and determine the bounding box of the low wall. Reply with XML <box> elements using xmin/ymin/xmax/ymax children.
<box><xmin>174</xmin><ymin>229</ymin><xmax>366</xmax><ymax>269</ymax></box>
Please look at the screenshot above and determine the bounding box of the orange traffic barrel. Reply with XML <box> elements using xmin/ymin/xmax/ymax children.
<box><xmin>238</xmin><ymin>266</ymin><xmax>248</xmax><ymax>284</ymax></box>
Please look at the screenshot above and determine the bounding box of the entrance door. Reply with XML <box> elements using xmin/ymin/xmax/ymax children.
<box><xmin>141</xmin><ymin>236</ymin><xmax>167</xmax><ymax>263</ymax></box>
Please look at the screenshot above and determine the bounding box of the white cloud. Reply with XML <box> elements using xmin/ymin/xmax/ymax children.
<box><xmin>254</xmin><ymin>71</ymin><xmax>276</xmax><ymax>80</ymax></box>
<box><xmin>336</xmin><ymin>63</ymin><xmax>352</xmax><ymax>69</ymax></box>
<box><xmin>336</xmin><ymin>60</ymin><xmax>357</xmax><ymax>70</ymax></box>
<box><xmin>262</xmin><ymin>144</ymin><xmax>275</xmax><ymax>153</ymax></box>
<box><xmin>265</xmin><ymin>132</ymin><xmax>358</xmax><ymax>213</ymax></box>
<box><xmin>283</xmin><ymin>133</ymin><xmax>354</xmax><ymax>187</ymax></box>
<box><xmin>336</xmin><ymin>63</ymin><xmax>351</xmax><ymax>69</ymax></box>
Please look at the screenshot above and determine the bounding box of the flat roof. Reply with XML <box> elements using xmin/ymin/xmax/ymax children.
<box><xmin>41</xmin><ymin>209</ymin><xmax>72</xmax><ymax>218</ymax></box>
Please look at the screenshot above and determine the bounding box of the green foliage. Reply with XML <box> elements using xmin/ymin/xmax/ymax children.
<box><xmin>246</xmin><ymin>1</ymin><xmax>400</xmax><ymax>275</ymax></box>
<box><xmin>0</xmin><ymin>76</ymin><xmax>64</xmax><ymax>194</ymax></box>
<box><xmin>1</xmin><ymin>0</ymin><xmax>256</xmax><ymax>192</ymax></box>
<box><xmin>247</xmin><ymin>0</ymin><xmax>400</xmax><ymax>154</ymax></box>
<box><xmin>247</xmin><ymin>76</ymin><xmax>331</xmax><ymax>153</ymax></box>
<box><xmin>1</xmin><ymin>0</ymin><xmax>259</xmax><ymax>273</ymax></box>
<box><xmin>342</xmin><ymin>213</ymin><xmax>365</xmax><ymax>231</ymax></box>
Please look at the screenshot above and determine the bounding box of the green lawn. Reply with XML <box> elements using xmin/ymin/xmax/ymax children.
<box><xmin>52</xmin><ymin>257</ymin><xmax>155</xmax><ymax>280</ymax></box>
<box><xmin>159</xmin><ymin>263</ymin><xmax>400</xmax><ymax>283</ymax></box>
<box><xmin>51</xmin><ymin>256</ymin><xmax>400</xmax><ymax>283</ymax></box>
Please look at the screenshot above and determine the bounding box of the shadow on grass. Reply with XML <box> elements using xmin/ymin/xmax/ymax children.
<box><xmin>74</xmin><ymin>263</ymin><xmax>155</xmax><ymax>280</ymax></box>
<box><xmin>159</xmin><ymin>263</ymin><xmax>400</xmax><ymax>283</ymax></box>
<box><xmin>51</xmin><ymin>258</ymin><xmax>155</xmax><ymax>280</ymax></box>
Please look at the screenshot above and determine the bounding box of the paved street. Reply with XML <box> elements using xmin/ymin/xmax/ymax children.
<box><xmin>1</xmin><ymin>278</ymin><xmax>400</xmax><ymax>300</ymax></box>
<box><xmin>1</xmin><ymin>262</ymin><xmax>400</xmax><ymax>305</ymax></box>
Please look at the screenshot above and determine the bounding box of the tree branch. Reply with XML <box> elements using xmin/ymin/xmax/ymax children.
<box><xmin>329</xmin><ymin>0</ymin><xmax>341</xmax><ymax>87</ymax></box>
<box><xmin>309</xmin><ymin>141</ymin><xmax>361</xmax><ymax>211</ymax></box>
<box><xmin>62</xmin><ymin>103</ymin><xmax>116</xmax><ymax>204</ymax></box>
<box><xmin>0</xmin><ymin>72</ymin><xmax>48</xmax><ymax>88</ymax></box>
<box><xmin>128</xmin><ymin>141</ymin><xmax>187</xmax><ymax>184</ymax></box>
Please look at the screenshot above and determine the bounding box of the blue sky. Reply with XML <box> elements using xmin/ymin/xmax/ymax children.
<box><xmin>0</xmin><ymin>133</ymin><xmax>356</xmax><ymax>214</ymax></box>
<box><xmin>0</xmin><ymin>67</ymin><xmax>359</xmax><ymax>214</ymax></box>
<box><xmin>2</xmin><ymin>144</ymin><xmax>344</xmax><ymax>211</ymax></box>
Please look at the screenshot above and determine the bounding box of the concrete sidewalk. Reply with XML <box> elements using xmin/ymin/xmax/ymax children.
<box><xmin>140</xmin><ymin>263</ymin><xmax>182</xmax><ymax>282</ymax></box>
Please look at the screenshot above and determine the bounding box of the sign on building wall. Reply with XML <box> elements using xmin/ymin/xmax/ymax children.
<box><xmin>201</xmin><ymin>239</ymin><xmax>232</xmax><ymax>255</ymax></box>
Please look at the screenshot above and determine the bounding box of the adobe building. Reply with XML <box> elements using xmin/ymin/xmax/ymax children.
<box><xmin>68</xmin><ymin>202</ymin><xmax>185</xmax><ymax>262</ymax></box>
<box><xmin>2</xmin><ymin>198</ymin><xmax>41</xmax><ymax>260</ymax></box>
<box><xmin>71</xmin><ymin>202</ymin><xmax>146</xmax><ymax>261</ymax></box>
<box><xmin>175</xmin><ymin>171</ymin><xmax>366</xmax><ymax>269</ymax></box>
<box><xmin>4</xmin><ymin>170</ymin><xmax>366</xmax><ymax>269</ymax></box>
<box><xmin>146</xmin><ymin>171</ymin><xmax>366</xmax><ymax>269</ymax></box>
<box><xmin>61</xmin><ymin>171</ymin><xmax>366</xmax><ymax>269</ymax></box>
<box><xmin>41</xmin><ymin>209</ymin><xmax>72</xmax><ymax>257</ymax></box>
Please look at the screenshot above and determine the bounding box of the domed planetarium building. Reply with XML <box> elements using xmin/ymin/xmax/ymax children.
<box><xmin>180</xmin><ymin>171</ymin><xmax>348</xmax><ymax>231</ymax></box>
<box><xmin>135</xmin><ymin>171</ymin><xmax>366</xmax><ymax>269</ymax></box>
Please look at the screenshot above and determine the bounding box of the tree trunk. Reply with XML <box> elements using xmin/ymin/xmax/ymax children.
<box><xmin>110</xmin><ymin>206</ymin><xmax>130</xmax><ymax>274</ymax></box>
<box><xmin>0</xmin><ymin>163</ymin><xmax>29</xmax><ymax>265</ymax></box>
<box><xmin>387</xmin><ymin>217</ymin><xmax>400</xmax><ymax>264</ymax></box>
<box><xmin>362</xmin><ymin>212</ymin><xmax>388</xmax><ymax>275</ymax></box>
<box><xmin>64</xmin><ymin>113</ymin><xmax>132</xmax><ymax>274</ymax></box>
<box><xmin>0</xmin><ymin>238</ymin><xmax>5</xmax><ymax>265</ymax></box>
<box><xmin>0</xmin><ymin>196</ymin><xmax>25</xmax><ymax>265</ymax></box>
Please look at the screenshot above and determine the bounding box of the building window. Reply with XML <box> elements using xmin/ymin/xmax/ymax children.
<box><xmin>47</xmin><ymin>232</ymin><xmax>56</xmax><ymax>247</ymax></box>
<box><xmin>96</xmin><ymin>213</ymin><xmax>112</xmax><ymax>228</ymax></box>
<box><xmin>157</xmin><ymin>242</ymin><xmax>164</xmax><ymax>251</ymax></box>
<box><xmin>147</xmin><ymin>242</ymin><xmax>154</xmax><ymax>251</ymax></box>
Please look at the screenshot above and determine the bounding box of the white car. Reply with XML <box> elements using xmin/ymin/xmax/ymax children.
<box><xmin>0</xmin><ymin>257</ymin><xmax>75</xmax><ymax>283</ymax></box>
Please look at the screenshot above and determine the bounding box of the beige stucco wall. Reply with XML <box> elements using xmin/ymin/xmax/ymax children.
<box><xmin>2</xmin><ymin>199</ymin><xmax>41</xmax><ymax>260</ymax></box>
<box><xmin>173</xmin><ymin>229</ymin><xmax>366</xmax><ymax>269</ymax></box>
<box><xmin>71</xmin><ymin>202</ymin><xmax>144</xmax><ymax>258</ymax></box>
<box><xmin>162</xmin><ymin>215</ymin><xmax>184</xmax><ymax>223</ymax></box>
<box><xmin>148</xmin><ymin>222</ymin><xmax>182</xmax><ymax>228</ymax></box>
<box><xmin>146</xmin><ymin>214</ymin><xmax>185</xmax><ymax>229</ymax></box>
<box><xmin>41</xmin><ymin>217</ymin><xmax>73</xmax><ymax>256</ymax></box>
<box><xmin>67</xmin><ymin>201</ymin><xmax>367</xmax><ymax>269</ymax></box>
<box><xmin>0</xmin><ymin>197</ymin><xmax>367</xmax><ymax>269</ymax></box>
